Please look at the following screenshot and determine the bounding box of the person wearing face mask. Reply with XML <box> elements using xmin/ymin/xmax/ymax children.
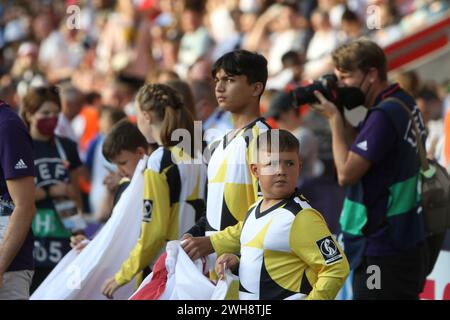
<box><xmin>20</xmin><ymin>86</ymin><xmax>85</xmax><ymax>293</ymax></box>
<box><xmin>311</xmin><ymin>39</ymin><xmax>429</xmax><ymax>300</ymax></box>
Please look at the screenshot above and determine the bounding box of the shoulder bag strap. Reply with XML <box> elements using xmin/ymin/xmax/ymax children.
<box><xmin>382</xmin><ymin>97</ymin><xmax>429</xmax><ymax>172</ymax></box>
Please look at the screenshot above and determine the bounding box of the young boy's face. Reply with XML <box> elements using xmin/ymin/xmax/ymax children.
<box><xmin>214</xmin><ymin>68</ymin><xmax>263</xmax><ymax>113</ymax></box>
<box><xmin>251</xmin><ymin>149</ymin><xmax>301</xmax><ymax>200</ymax></box>
<box><xmin>111</xmin><ymin>148</ymin><xmax>145</xmax><ymax>178</ymax></box>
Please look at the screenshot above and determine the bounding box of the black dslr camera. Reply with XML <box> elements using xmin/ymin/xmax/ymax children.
<box><xmin>291</xmin><ymin>74</ymin><xmax>365</xmax><ymax>112</ymax></box>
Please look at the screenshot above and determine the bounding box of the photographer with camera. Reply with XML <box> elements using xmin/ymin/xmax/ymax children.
<box><xmin>308</xmin><ymin>39</ymin><xmax>428</xmax><ymax>300</ymax></box>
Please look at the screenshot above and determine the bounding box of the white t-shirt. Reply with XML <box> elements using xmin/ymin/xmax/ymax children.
<box><xmin>268</xmin><ymin>30</ymin><xmax>305</xmax><ymax>76</ymax></box>
<box><xmin>38</xmin><ymin>31</ymin><xmax>83</xmax><ymax>70</ymax></box>
<box><xmin>176</xmin><ymin>27</ymin><xmax>213</xmax><ymax>78</ymax></box>
<box><xmin>306</xmin><ymin>30</ymin><xmax>339</xmax><ymax>62</ymax></box>
<box><xmin>55</xmin><ymin>113</ymin><xmax>78</xmax><ymax>143</ymax></box>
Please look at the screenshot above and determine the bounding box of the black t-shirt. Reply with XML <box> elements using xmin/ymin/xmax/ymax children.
<box><xmin>32</xmin><ymin>136</ymin><xmax>82</xmax><ymax>268</ymax></box>
<box><xmin>33</xmin><ymin>136</ymin><xmax>82</xmax><ymax>209</ymax></box>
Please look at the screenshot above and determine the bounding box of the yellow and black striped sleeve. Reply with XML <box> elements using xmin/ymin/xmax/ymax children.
<box><xmin>290</xmin><ymin>209</ymin><xmax>350</xmax><ymax>300</ymax></box>
<box><xmin>115</xmin><ymin>168</ymin><xmax>172</xmax><ymax>286</ymax></box>
<box><xmin>210</xmin><ymin>221</ymin><xmax>243</xmax><ymax>256</ymax></box>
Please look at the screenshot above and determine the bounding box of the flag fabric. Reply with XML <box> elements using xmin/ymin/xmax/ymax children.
<box><xmin>130</xmin><ymin>240</ymin><xmax>236</xmax><ymax>300</ymax></box>
<box><xmin>31</xmin><ymin>157</ymin><xmax>148</xmax><ymax>300</ymax></box>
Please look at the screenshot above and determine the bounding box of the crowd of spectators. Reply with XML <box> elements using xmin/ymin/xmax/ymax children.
<box><xmin>0</xmin><ymin>0</ymin><xmax>449</xmax><ymax>221</ymax></box>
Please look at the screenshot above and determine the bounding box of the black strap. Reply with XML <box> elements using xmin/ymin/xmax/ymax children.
<box><xmin>382</xmin><ymin>97</ymin><xmax>429</xmax><ymax>171</ymax></box>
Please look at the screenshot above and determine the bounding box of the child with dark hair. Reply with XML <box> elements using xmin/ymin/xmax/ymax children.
<box><xmin>102</xmin><ymin>120</ymin><xmax>150</xmax><ymax>171</ymax></box>
<box><xmin>211</xmin><ymin>49</ymin><xmax>268</xmax><ymax>95</ymax></box>
<box><xmin>70</xmin><ymin>120</ymin><xmax>155</xmax><ymax>250</ymax></box>
<box><xmin>97</xmin><ymin>119</ymin><xmax>154</xmax><ymax>222</ymax></box>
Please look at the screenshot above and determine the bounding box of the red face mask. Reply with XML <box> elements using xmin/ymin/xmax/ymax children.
<box><xmin>36</xmin><ymin>117</ymin><xmax>58</xmax><ymax>137</ymax></box>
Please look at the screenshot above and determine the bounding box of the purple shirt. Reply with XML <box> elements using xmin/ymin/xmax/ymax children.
<box><xmin>0</xmin><ymin>101</ymin><xmax>35</xmax><ymax>271</ymax></box>
<box><xmin>350</xmin><ymin>109</ymin><xmax>400</xmax><ymax>256</ymax></box>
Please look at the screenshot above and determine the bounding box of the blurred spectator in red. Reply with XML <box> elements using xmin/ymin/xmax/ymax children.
<box><xmin>72</xmin><ymin>92</ymin><xmax>102</xmax><ymax>162</ymax></box>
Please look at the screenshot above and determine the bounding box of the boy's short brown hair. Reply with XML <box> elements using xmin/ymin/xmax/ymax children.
<box><xmin>102</xmin><ymin>119</ymin><xmax>148</xmax><ymax>162</ymax></box>
<box><xmin>256</xmin><ymin>129</ymin><xmax>300</xmax><ymax>155</ymax></box>
<box><xmin>332</xmin><ymin>38</ymin><xmax>387</xmax><ymax>81</ymax></box>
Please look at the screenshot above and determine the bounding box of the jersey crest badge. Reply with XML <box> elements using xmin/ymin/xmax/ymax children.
<box><xmin>316</xmin><ymin>236</ymin><xmax>343</xmax><ymax>265</ymax></box>
<box><xmin>143</xmin><ymin>199</ymin><xmax>153</xmax><ymax>222</ymax></box>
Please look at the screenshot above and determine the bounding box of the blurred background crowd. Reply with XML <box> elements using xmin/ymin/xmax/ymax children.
<box><xmin>0</xmin><ymin>0</ymin><xmax>449</xmax><ymax>230</ymax></box>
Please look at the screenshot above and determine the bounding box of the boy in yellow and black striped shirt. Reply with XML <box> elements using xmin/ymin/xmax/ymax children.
<box><xmin>213</xmin><ymin>130</ymin><xmax>350</xmax><ymax>300</ymax></box>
